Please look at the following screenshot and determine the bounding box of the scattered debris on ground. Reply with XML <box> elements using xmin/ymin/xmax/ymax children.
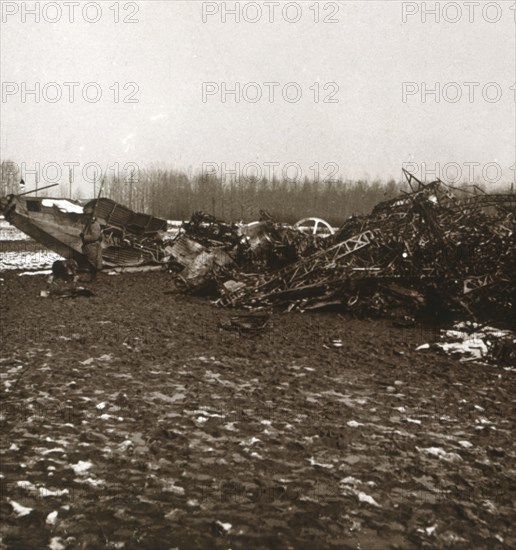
<box><xmin>2</xmin><ymin>170</ymin><xmax>514</xmax><ymax>327</ymax></box>
<box><xmin>417</xmin><ymin>322</ymin><xmax>516</xmax><ymax>366</ymax></box>
<box><xmin>219</xmin><ymin>313</ymin><xmax>270</xmax><ymax>335</ymax></box>
<box><xmin>39</xmin><ymin>287</ymin><xmax>95</xmax><ymax>299</ymax></box>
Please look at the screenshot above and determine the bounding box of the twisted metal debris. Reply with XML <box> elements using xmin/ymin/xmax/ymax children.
<box><xmin>216</xmin><ymin>171</ymin><xmax>514</xmax><ymax>324</ymax></box>
<box><xmin>167</xmin><ymin>211</ymin><xmax>322</xmax><ymax>292</ymax></box>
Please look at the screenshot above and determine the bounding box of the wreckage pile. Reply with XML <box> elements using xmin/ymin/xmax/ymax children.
<box><xmin>166</xmin><ymin>211</ymin><xmax>322</xmax><ymax>292</ymax></box>
<box><xmin>169</xmin><ymin>179</ymin><xmax>514</xmax><ymax>325</ymax></box>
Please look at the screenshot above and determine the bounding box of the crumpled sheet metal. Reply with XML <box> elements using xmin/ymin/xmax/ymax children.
<box><xmin>167</xmin><ymin>212</ymin><xmax>325</xmax><ymax>292</ymax></box>
<box><xmin>169</xmin><ymin>235</ymin><xmax>234</xmax><ymax>292</ymax></box>
<box><xmin>219</xmin><ymin>184</ymin><xmax>515</xmax><ymax>322</ymax></box>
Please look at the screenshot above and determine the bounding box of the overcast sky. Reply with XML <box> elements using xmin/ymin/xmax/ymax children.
<box><xmin>1</xmin><ymin>0</ymin><xmax>514</xmax><ymax>191</ymax></box>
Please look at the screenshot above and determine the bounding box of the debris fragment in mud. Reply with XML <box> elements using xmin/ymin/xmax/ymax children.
<box><xmin>39</xmin><ymin>287</ymin><xmax>94</xmax><ymax>299</ymax></box>
<box><xmin>417</xmin><ymin>322</ymin><xmax>515</xmax><ymax>364</ymax></box>
<box><xmin>220</xmin><ymin>313</ymin><xmax>270</xmax><ymax>335</ymax></box>
<box><xmin>212</xmin><ymin>520</ymin><xmax>232</xmax><ymax>536</ymax></box>
<box><xmin>323</xmin><ymin>338</ymin><xmax>344</xmax><ymax>349</ymax></box>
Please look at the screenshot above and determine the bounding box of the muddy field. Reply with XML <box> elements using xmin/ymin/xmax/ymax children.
<box><xmin>1</xmin><ymin>267</ymin><xmax>515</xmax><ymax>549</ymax></box>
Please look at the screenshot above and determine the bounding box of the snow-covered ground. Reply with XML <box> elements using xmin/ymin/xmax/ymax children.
<box><xmin>0</xmin><ymin>216</ymin><xmax>60</xmax><ymax>270</ymax></box>
<box><xmin>0</xmin><ymin>251</ymin><xmax>62</xmax><ymax>271</ymax></box>
<box><xmin>0</xmin><ymin>217</ymin><xmax>31</xmax><ymax>241</ymax></box>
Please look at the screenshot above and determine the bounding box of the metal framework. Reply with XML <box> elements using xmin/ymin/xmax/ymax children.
<box><xmin>223</xmin><ymin>229</ymin><xmax>377</xmax><ymax>306</ymax></box>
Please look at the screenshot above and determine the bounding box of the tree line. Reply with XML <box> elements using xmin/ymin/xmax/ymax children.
<box><xmin>2</xmin><ymin>160</ymin><xmax>511</xmax><ymax>224</ymax></box>
<box><xmin>101</xmin><ymin>169</ymin><xmax>404</xmax><ymax>225</ymax></box>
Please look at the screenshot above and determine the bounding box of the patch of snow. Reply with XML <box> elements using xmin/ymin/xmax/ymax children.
<box><xmin>16</xmin><ymin>480</ymin><xmax>37</xmax><ymax>491</ymax></box>
<box><xmin>162</xmin><ymin>482</ymin><xmax>185</xmax><ymax>496</ymax></box>
<box><xmin>346</xmin><ymin>420</ymin><xmax>364</xmax><ymax>428</ymax></box>
<box><xmin>416</xmin><ymin>343</ymin><xmax>430</xmax><ymax>350</ymax></box>
<box><xmin>46</xmin><ymin>510</ymin><xmax>58</xmax><ymax>525</ymax></box>
<box><xmin>241</xmin><ymin>437</ymin><xmax>260</xmax><ymax>446</ymax></box>
<box><xmin>1</xmin><ymin>251</ymin><xmax>61</xmax><ymax>271</ymax></box>
<box><xmin>148</xmin><ymin>391</ymin><xmax>186</xmax><ymax>404</ymax></box>
<box><xmin>81</xmin><ymin>477</ymin><xmax>104</xmax><ymax>487</ymax></box>
<box><xmin>118</xmin><ymin>440</ymin><xmax>133</xmax><ymax>452</ymax></box>
<box><xmin>9</xmin><ymin>500</ymin><xmax>33</xmax><ymax>517</ymax></box>
<box><xmin>417</xmin><ymin>446</ymin><xmax>462</xmax><ymax>462</ymax></box>
<box><xmin>71</xmin><ymin>460</ymin><xmax>92</xmax><ymax>475</ymax></box>
<box><xmin>41</xmin><ymin>199</ymin><xmax>83</xmax><ymax>214</ymax></box>
<box><xmin>39</xmin><ymin>487</ymin><xmax>69</xmax><ymax>497</ymax></box>
<box><xmin>215</xmin><ymin>520</ymin><xmax>232</xmax><ymax>532</ymax></box>
<box><xmin>309</xmin><ymin>457</ymin><xmax>334</xmax><ymax>469</ymax></box>
<box><xmin>357</xmin><ymin>491</ymin><xmax>381</xmax><ymax>507</ymax></box>
<box><xmin>340</xmin><ymin>476</ymin><xmax>361</xmax><ymax>486</ymax></box>
<box><xmin>190</xmin><ymin>409</ymin><xmax>225</xmax><ymax>418</ymax></box>
<box><xmin>19</xmin><ymin>269</ymin><xmax>53</xmax><ymax>276</ymax></box>
<box><xmin>40</xmin><ymin>447</ymin><xmax>67</xmax><ymax>455</ymax></box>
<box><xmin>426</xmin><ymin>524</ymin><xmax>437</xmax><ymax>535</ymax></box>
<box><xmin>48</xmin><ymin>537</ymin><xmax>66</xmax><ymax>550</ymax></box>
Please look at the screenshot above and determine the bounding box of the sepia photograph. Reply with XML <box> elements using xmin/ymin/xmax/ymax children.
<box><xmin>0</xmin><ymin>1</ymin><xmax>515</xmax><ymax>548</ymax></box>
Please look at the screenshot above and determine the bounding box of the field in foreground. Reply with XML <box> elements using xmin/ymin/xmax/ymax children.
<box><xmin>0</xmin><ymin>271</ymin><xmax>514</xmax><ymax>549</ymax></box>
